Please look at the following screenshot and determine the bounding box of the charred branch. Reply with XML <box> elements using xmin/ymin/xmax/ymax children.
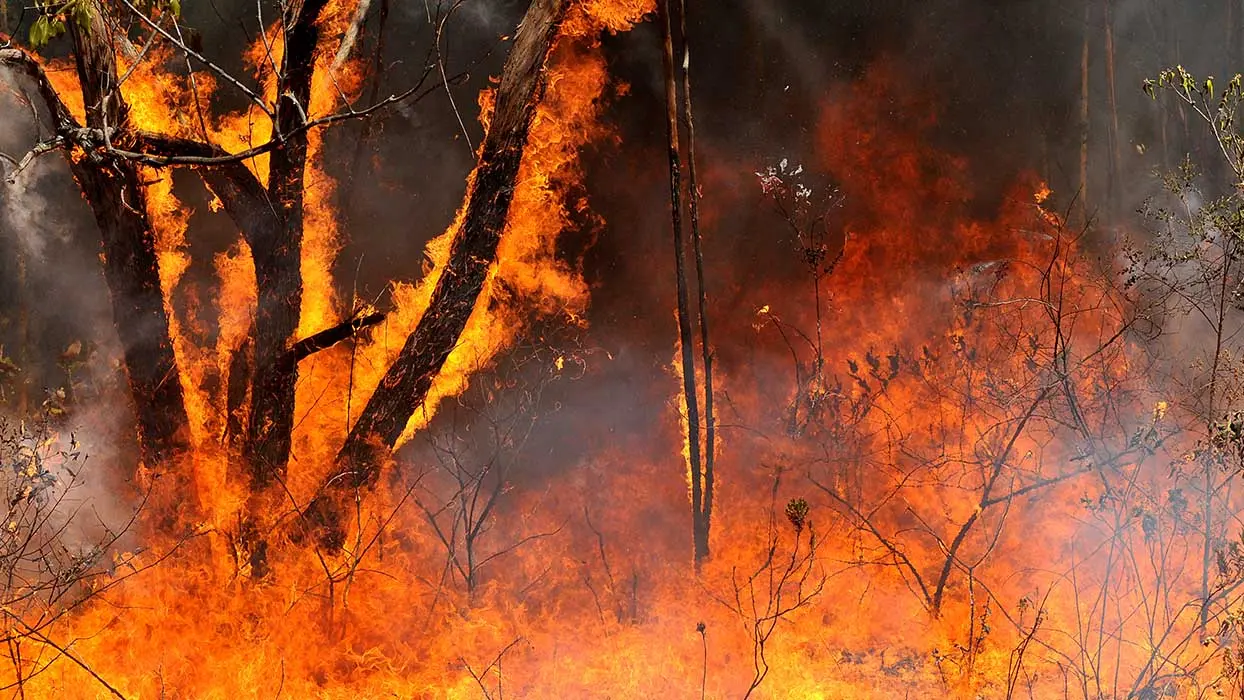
<box><xmin>0</xmin><ymin>61</ymin><xmax>443</xmax><ymax>173</ymax></box>
<box><xmin>279</xmin><ymin>311</ymin><xmax>385</xmax><ymax>372</ymax></box>
<box><xmin>80</xmin><ymin>83</ymin><xmax>449</xmax><ymax>167</ymax></box>
<box><xmin>129</xmin><ymin>132</ymin><xmax>282</xmax><ymax>255</ymax></box>
<box><xmin>305</xmin><ymin>0</ymin><xmax>572</xmax><ymax>546</ymax></box>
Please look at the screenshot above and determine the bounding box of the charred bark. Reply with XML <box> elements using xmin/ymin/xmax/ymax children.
<box><xmin>225</xmin><ymin>335</ymin><xmax>252</xmax><ymax>449</ymax></box>
<box><xmin>282</xmin><ymin>311</ymin><xmax>384</xmax><ymax>370</ymax></box>
<box><xmin>677</xmin><ymin>0</ymin><xmax>715</xmax><ymax>562</ymax></box>
<box><xmin>661</xmin><ymin>0</ymin><xmax>709</xmax><ymax>567</ymax></box>
<box><xmin>58</xmin><ymin>8</ymin><xmax>189</xmax><ymax>468</ymax></box>
<box><xmin>305</xmin><ymin>0</ymin><xmax>571</xmax><ymax>546</ymax></box>
<box><xmin>244</xmin><ymin>0</ymin><xmax>332</xmax><ymax>488</ymax></box>
<box><xmin>3</xmin><ymin>19</ymin><xmax>207</xmax><ymax>470</ymax></box>
<box><xmin>128</xmin><ymin>134</ymin><xmax>280</xmax><ymax>458</ymax></box>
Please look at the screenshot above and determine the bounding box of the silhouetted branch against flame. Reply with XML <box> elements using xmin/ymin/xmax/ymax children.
<box><xmin>406</xmin><ymin>330</ymin><xmax>567</xmax><ymax>598</ymax></box>
<box><xmin>305</xmin><ymin>0</ymin><xmax>574</xmax><ymax>549</ymax></box>
<box><xmin>116</xmin><ymin>0</ymin><xmax>273</xmax><ymax>117</ymax></box>
<box><xmin>281</xmin><ymin>310</ymin><xmax>386</xmax><ymax>370</ymax></box>
<box><xmin>708</xmin><ymin>482</ymin><xmax>826</xmax><ymax>699</ymax></box>
<box><xmin>462</xmin><ymin>636</ymin><xmax>528</xmax><ymax>700</ymax></box>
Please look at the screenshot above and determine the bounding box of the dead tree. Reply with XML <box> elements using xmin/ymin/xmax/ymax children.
<box><xmin>659</xmin><ymin>0</ymin><xmax>714</xmax><ymax>568</ymax></box>
<box><xmin>413</xmin><ymin>339</ymin><xmax>561</xmax><ymax>600</ymax></box>
<box><xmin>677</xmin><ymin>0</ymin><xmax>716</xmax><ymax>567</ymax></box>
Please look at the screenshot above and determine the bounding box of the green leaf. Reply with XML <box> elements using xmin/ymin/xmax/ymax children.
<box><xmin>69</xmin><ymin>0</ymin><xmax>92</xmax><ymax>31</ymax></box>
<box><xmin>28</xmin><ymin>17</ymin><xmax>47</xmax><ymax>48</ymax></box>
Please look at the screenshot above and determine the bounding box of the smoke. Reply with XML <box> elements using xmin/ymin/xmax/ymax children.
<box><xmin>0</xmin><ymin>67</ymin><xmax>139</xmax><ymax>551</ymax></box>
<box><xmin>0</xmin><ymin>72</ymin><xmax>69</xmax><ymax>263</ymax></box>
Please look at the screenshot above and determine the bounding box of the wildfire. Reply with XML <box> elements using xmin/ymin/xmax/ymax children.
<box><xmin>3</xmin><ymin>3</ymin><xmax>1240</xmax><ymax>699</ymax></box>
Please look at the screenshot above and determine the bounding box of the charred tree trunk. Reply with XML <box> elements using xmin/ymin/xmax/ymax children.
<box><xmin>62</xmin><ymin>7</ymin><xmax>188</xmax><ymax>468</ymax></box>
<box><xmin>677</xmin><ymin>0</ymin><xmax>715</xmax><ymax>564</ymax></box>
<box><xmin>660</xmin><ymin>0</ymin><xmax>709</xmax><ymax>567</ymax></box>
<box><xmin>306</xmin><ymin>0</ymin><xmax>571</xmax><ymax>547</ymax></box>
<box><xmin>127</xmin><ymin>133</ymin><xmax>283</xmax><ymax>461</ymax></box>
<box><xmin>244</xmin><ymin>0</ymin><xmax>332</xmax><ymax>487</ymax></box>
<box><xmin>226</xmin><ymin>335</ymin><xmax>252</xmax><ymax>448</ymax></box>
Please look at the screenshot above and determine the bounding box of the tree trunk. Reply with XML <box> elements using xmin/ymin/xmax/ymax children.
<box><xmin>661</xmin><ymin>0</ymin><xmax>708</xmax><ymax>567</ymax></box>
<box><xmin>244</xmin><ymin>0</ymin><xmax>332</xmax><ymax>487</ymax></box>
<box><xmin>679</xmin><ymin>0</ymin><xmax>715</xmax><ymax>564</ymax></box>
<box><xmin>306</xmin><ymin>0</ymin><xmax>571</xmax><ymax>547</ymax></box>
<box><xmin>64</xmin><ymin>6</ymin><xmax>188</xmax><ymax>469</ymax></box>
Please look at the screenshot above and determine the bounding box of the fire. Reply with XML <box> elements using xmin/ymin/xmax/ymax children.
<box><xmin>6</xmin><ymin>4</ymin><xmax>1244</xmax><ymax>700</ymax></box>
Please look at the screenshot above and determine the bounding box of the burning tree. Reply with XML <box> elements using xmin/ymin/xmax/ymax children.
<box><xmin>0</xmin><ymin>0</ymin><xmax>620</xmax><ymax>566</ymax></box>
<box><xmin>0</xmin><ymin>0</ymin><xmax>657</xmax><ymax>693</ymax></box>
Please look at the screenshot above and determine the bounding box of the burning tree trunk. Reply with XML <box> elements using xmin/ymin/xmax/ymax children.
<box><xmin>660</xmin><ymin>0</ymin><xmax>713</xmax><ymax>567</ymax></box>
<box><xmin>679</xmin><ymin>0</ymin><xmax>715</xmax><ymax>567</ymax></box>
<box><xmin>5</xmin><ymin>0</ymin><xmax>577</xmax><ymax>555</ymax></box>
<box><xmin>47</xmin><ymin>5</ymin><xmax>189</xmax><ymax>469</ymax></box>
<box><xmin>244</xmin><ymin>0</ymin><xmax>331</xmax><ymax>488</ymax></box>
<box><xmin>306</xmin><ymin>0</ymin><xmax>572</xmax><ymax>543</ymax></box>
<box><xmin>106</xmin><ymin>0</ymin><xmax>349</xmax><ymax>488</ymax></box>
